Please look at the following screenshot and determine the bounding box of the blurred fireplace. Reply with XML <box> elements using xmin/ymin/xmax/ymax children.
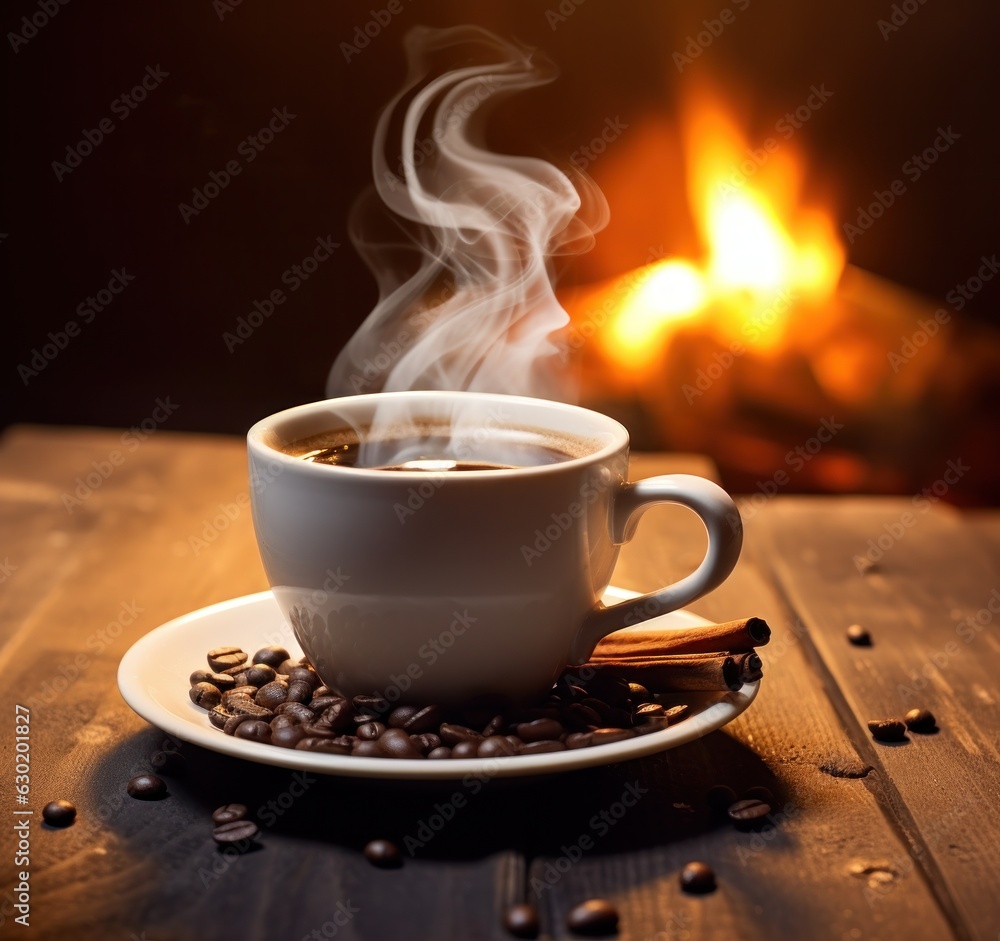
<box><xmin>559</xmin><ymin>92</ymin><xmax>1000</xmax><ymax>504</ymax></box>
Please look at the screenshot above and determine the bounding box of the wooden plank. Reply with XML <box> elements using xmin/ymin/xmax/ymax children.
<box><xmin>0</xmin><ymin>426</ymin><xmax>523</xmax><ymax>939</ymax></box>
<box><xmin>526</xmin><ymin>490</ymin><xmax>957</xmax><ymax>940</ymax></box>
<box><xmin>755</xmin><ymin>497</ymin><xmax>1000</xmax><ymax>941</ymax></box>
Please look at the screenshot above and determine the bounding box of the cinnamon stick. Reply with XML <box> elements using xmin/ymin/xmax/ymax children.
<box><xmin>591</xmin><ymin>616</ymin><xmax>770</xmax><ymax>660</ymax></box>
<box><xmin>580</xmin><ymin>654</ymin><xmax>743</xmax><ymax>692</ymax></box>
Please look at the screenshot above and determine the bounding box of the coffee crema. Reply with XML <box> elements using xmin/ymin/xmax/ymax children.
<box><xmin>280</xmin><ymin>427</ymin><xmax>582</xmax><ymax>472</ymax></box>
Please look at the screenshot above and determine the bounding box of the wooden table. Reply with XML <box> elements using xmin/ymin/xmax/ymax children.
<box><xmin>2</xmin><ymin>426</ymin><xmax>998</xmax><ymax>941</ymax></box>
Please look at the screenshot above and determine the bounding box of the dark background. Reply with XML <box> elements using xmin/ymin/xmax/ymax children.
<box><xmin>2</xmin><ymin>0</ymin><xmax>997</xmax><ymax>442</ymax></box>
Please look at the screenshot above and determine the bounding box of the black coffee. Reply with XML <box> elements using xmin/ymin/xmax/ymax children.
<box><xmin>280</xmin><ymin>429</ymin><xmax>580</xmax><ymax>471</ymax></box>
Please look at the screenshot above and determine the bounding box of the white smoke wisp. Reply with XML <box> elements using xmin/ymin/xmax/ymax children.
<box><xmin>325</xmin><ymin>25</ymin><xmax>609</xmax><ymax>466</ymax></box>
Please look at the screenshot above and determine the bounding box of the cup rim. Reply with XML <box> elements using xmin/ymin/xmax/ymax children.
<box><xmin>246</xmin><ymin>391</ymin><xmax>628</xmax><ymax>479</ymax></box>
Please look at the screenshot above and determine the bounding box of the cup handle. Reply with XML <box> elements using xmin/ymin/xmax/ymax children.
<box><xmin>568</xmin><ymin>474</ymin><xmax>743</xmax><ymax>665</ymax></box>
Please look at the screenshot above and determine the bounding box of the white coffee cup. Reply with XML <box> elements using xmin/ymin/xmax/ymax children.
<box><xmin>247</xmin><ymin>391</ymin><xmax>742</xmax><ymax>705</ymax></box>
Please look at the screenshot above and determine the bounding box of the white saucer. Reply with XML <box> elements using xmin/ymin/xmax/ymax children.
<box><xmin>117</xmin><ymin>588</ymin><xmax>759</xmax><ymax>780</ymax></box>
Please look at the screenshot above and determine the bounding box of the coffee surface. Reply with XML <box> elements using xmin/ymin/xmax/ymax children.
<box><xmin>280</xmin><ymin>427</ymin><xmax>582</xmax><ymax>471</ymax></box>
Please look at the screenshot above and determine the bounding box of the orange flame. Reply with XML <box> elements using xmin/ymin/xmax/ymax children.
<box><xmin>603</xmin><ymin>95</ymin><xmax>845</xmax><ymax>363</ymax></box>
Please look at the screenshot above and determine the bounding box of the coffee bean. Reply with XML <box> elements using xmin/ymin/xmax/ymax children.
<box><xmin>224</xmin><ymin>713</ymin><xmax>253</xmax><ymax>735</ymax></box>
<box><xmin>680</xmin><ymin>860</ymin><xmax>717</xmax><ymax>894</ymax></box>
<box><xmin>566</xmin><ymin>899</ymin><xmax>618</xmax><ymax>936</ymax></box>
<box><xmin>351</xmin><ymin>740</ymin><xmax>383</xmax><ymax>757</ymax></box>
<box><xmin>363</xmin><ymin>839</ymin><xmax>401</xmax><ymax>868</ymax></box>
<box><xmin>427</xmin><ymin>746</ymin><xmax>452</xmax><ymax>759</ymax></box>
<box><xmin>212</xmin><ymin>803</ymin><xmax>248</xmax><ymax>825</ymax></box>
<box><xmin>868</xmin><ymin>718</ymin><xmax>907</xmax><ymax>742</ymax></box>
<box><xmin>252</xmin><ymin>645</ymin><xmax>290</xmax><ymax>668</ymax></box>
<box><xmin>278</xmin><ymin>658</ymin><xmax>301</xmax><ymax>675</ymax></box>
<box><xmin>584</xmin><ymin>674</ymin><xmax>631</xmax><ymax>706</ymax></box>
<box><xmin>353</xmin><ymin>694</ymin><xmax>389</xmax><ymax>714</ymax></box>
<box><xmin>276</xmin><ymin>702</ymin><xmax>315</xmax><ymax>723</ymax></box>
<box><xmin>271</xmin><ymin>724</ymin><xmax>307</xmax><ymax>749</ymax></box>
<box><xmin>209</xmin><ymin>705</ymin><xmax>234</xmax><ymax>729</ymax></box>
<box><xmin>207</xmin><ymin>647</ymin><xmax>248</xmax><ymax>671</ymax></box>
<box><xmin>315</xmin><ymin>700</ymin><xmax>353</xmax><ymax>732</ymax></box>
<box><xmin>904</xmin><ymin>708</ymin><xmax>937</xmax><ymax>733</ymax></box>
<box><xmin>311</xmin><ymin>696</ymin><xmax>342</xmax><ymax>713</ymax></box>
<box><xmin>377</xmin><ymin>728</ymin><xmax>424</xmax><ymax>759</ymax></box>
<box><xmin>298</xmin><ymin>737</ymin><xmax>353</xmax><ymax>754</ymax></box>
<box><xmin>42</xmin><ymin>799</ymin><xmax>76</xmax><ymax>827</ymax></box>
<box><xmin>727</xmin><ymin>798</ymin><xmax>771</xmax><ymax>822</ymax></box>
<box><xmin>411</xmin><ymin>733</ymin><xmax>441</xmax><ymax>754</ymax></box>
<box><xmin>662</xmin><ymin>704</ymin><xmax>690</xmax><ymax>724</ymax></box>
<box><xmin>212</xmin><ymin>819</ymin><xmax>258</xmax><ymax>844</ymax></box>
<box><xmin>190</xmin><ymin>669</ymin><xmax>211</xmax><ymax>685</ymax></box>
<box><xmin>565</xmin><ymin>732</ymin><xmax>593</xmax><ymax>749</ymax></box>
<box><xmin>256</xmin><ymin>681</ymin><xmax>289</xmax><ymax>710</ymax></box>
<box><xmin>503</xmin><ymin>902</ymin><xmax>540</xmax><ymax>938</ymax></box>
<box><xmin>516</xmin><ymin>718</ymin><xmax>564</xmax><ymax>742</ymax></box>
<box><xmin>245</xmin><ymin>664</ymin><xmax>276</xmax><ymax>688</ymax></box>
<box><xmin>189</xmin><ymin>682</ymin><xmax>222</xmax><ymax>709</ymax></box>
<box><xmin>450</xmin><ymin>740</ymin><xmax>480</xmax><ymax>758</ymax></box>
<box><xmin>478</xmin><ymin>735</ymin><xmax>518</xmax><ymax>758</ymax></box>
<box><xmin>285</xmin><ymin>680</ymin><xmax>314</xmax><ymax>704</ymax></box>
<box><xmin>403</xmin><ymin>704</ymin><xmax>444</xmax><ymax>734</ymax></box>
<box><xmin>127</xmin><ymin>774</ymin><xmax>167</xmax><ymax>800</ymax></box>
<box><xmin>234</xmin><ymin>719</ymin><xmax>272</xmax><ymax>742</ymax></box>
<box><xmin>312</xmin><ymin>685</ymin><xmax>334</xmax><ymax>698</ymax></box>
<box><xmin>580</xmin><ymin>697</ymin><xmax>611</xmax><ymax>722</ymax></box>
<box><xmin>387</xmin><ymin>705</ymin><xmax>420</xmax><ymax>728</ymax></box>
<box><xmin>564</xmin><ymin>703</ymin><xmax>602</xmax><ymax>727</ymax></box>
<box><xmin>520</xmin><ymin>740</ymin><xmax>566</xmax><ymax>755</ymax></box>
<box><xmin>288</xmin><ymin>666</ymin><xmax>320</xmax><ymax>690</ymax></box>
<box><xmin>633</xmin><ymin>702</ymin><xmax>665</xmax><ymax>721</ymax></box>
<box><xmin>270</xmin><ymin>714</ymin><xmax>297</xmax><ymax>731</ymax></box>
<box><xmin>223</xmin><ymin>686</ymin><xmax>260</xmax><ymax>705</ymax></box>
<box><xmin>357</xmin><ymin>722</ymin><xmax>386</xmax><ymax>741</ymax></box>
<box><xmin>744</xmin><ymin>785</ymin><xmax>775</xmax><ymax>805</ymax></box>
<box><xmin>706</xmin><ymin>784</ymin><xmax>737</xmax><ymax>811</ymax></box>
<box><xmin>590</xmin><ymin>727</ymin><xmax>635</xmax><ymax>746</ymax></box>
<box><xmin>846</xmin><ymin>624</ymin><xmax>872</xmax><ymax>646</ymax></box>
<box><xmin>632</xmin><ymin>716</ymin><xmax>670</xmax><ymax>735</ymax></box>
<box><xmin>482</xmin><ymin>714</ymin><xmax>506</xmax><ymax>737</ymax></box>
<box><xmin>439</xmin><ymin>723</ymin><xmax>483</xmax><ymax>745</ymax></box>
<box><xmin>220</xmin><ymin>664</ymin><xmax>249</xmax><ymax>678</ymax></box>
<box><xmin>228</xmin><ymin>699</ymin><xmax>274</xmax><ymax>720</ymax></box>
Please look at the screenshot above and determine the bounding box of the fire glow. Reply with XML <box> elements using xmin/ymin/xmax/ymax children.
<box><xmin>602</xmin><ymin>97</ymin><xmax>845</xmax><ymax>366</ymax></box>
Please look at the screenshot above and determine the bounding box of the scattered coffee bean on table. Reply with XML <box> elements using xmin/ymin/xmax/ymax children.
<box><xmin>363</xmin><ymin>839</ymin><xmax>401</xmax><ymax>868</ymax></box>
<box><xmin>212</xmin><ymin>803</ymin><xmax>248</xmax><ymax>825</ymax></box>
<box><xmin>42</xmin><ymin>799</ymin><xmax>76</xmax><ymax>827</ymax></box>
<box><xmin>127</xmin><ymin>774</ymin><xmax>167</xmax><ymax>800</ymax></box>
<box><xmin>187</xmin><ymin>645</ymin><xmax>697</xmax><ymax>761</ymax></box>
<box><xmin>846</xmin><ymin>624</ymin><xmax>872</xmax><ymax>646</ymax></box>
<box><xmin>743</xmin><ymin>785</ymin><xmax>775</xmax><ymax>805</ymax></box>
<box><xmin>680</xmin><ymin>860</ymin><xmax>717</xmax><ymax>894</ymax></box>
<box><xmin>503</xmin><ymin>902</ymin><xmax>541</xmax><ymax>938</ymax></box>
<box><xmin>904</xmin><ymin>708</ymin><xmax>937</xmax><ymax>733</ymax></box>
<box><xmin>868</xmin><ymin>718</ymin><xmax>907</xmax><ymax>742</ymax></box>
<box><xmin>566</xmin><ymin>899</ymin><xmax>619</xmax><ymax>936</ymax></box>
<box><xmin>212</xmin><ymin>819</ymin><xmax>259</xmax><ymax>844</ymax></box>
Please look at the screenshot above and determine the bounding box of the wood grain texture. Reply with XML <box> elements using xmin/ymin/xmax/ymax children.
<box><xmin>756</xmin><ymin>497</ymin><xmax>1000</xmax><ymax>941</ymax></box>
<box><xmin>529</xmin><ymin>499</ymin><xmax>957</xmax><ymax>941</ymax></box>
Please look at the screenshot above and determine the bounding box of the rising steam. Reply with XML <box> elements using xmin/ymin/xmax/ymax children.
<box><xmin>325</xmin><ymin>25</ymin><xmax>608</xmax><ymax>464</ymax></box>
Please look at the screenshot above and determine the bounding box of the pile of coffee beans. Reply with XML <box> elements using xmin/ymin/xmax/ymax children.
<box><xmin>186</xmin><ymin>645</ymin><xmax>692</xmax><ymax>760</ymax></box>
